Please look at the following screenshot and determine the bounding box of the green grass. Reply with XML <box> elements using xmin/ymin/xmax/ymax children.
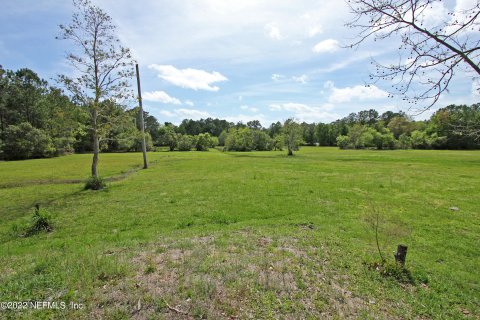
<box><xmin>0</xmin><ymin>147</ymin><xmax>478</xmax><ymax>319</ymax></box>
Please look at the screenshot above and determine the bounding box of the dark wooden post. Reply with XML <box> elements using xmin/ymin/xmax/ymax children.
<box><xmin>135</xmin><ymin>64</ymin><xmax>148</xmax><ymax>169</ymax></box>
<box><xmin>394</xmin><ymin>244</ymin><xmax>408</xmax><ymax>266</ymax></box>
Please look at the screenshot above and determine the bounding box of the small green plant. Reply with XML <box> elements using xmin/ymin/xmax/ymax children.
<box><xmin>84</xmin><ymin>175</ymin><xmax>106</xmax><ymax>190</ymax></box>
<box><xmin>24</xmin><ymin>204</ymin><xmax>53</xmax><ymax>237</ymax></box>
<box><xmin>367</xmin><ymin>261</ymin><xmax>415</xmax><ymax>284</ymax></box>
<box><xmin>144</xmin><ymin>256</ymin><xmax>156</xmax><ymax>274</ymax></box>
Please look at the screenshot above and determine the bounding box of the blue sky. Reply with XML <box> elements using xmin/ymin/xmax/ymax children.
<box><xmin>1</xmin><ymin>0</ymin><xmax>478</xmax><ymax>126</ymax></box>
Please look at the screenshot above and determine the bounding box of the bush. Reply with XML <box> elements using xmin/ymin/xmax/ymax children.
<box><xmin>117</xmin><ymin>131</ymin><xmax>153</xmax><ymax>152</ymax></box>
<box><xmin>209</xmin><ymin>136</ymin><xmax>219</xmax><ymax>148</ymax></box>
<box><xmin>3</xmin><ymin>122</ymin><xmax>56</xmax><ymax>160</ymax></box>
<box><xmin>133</xmin><ymin>132</ymin><xmax>154</xmax><ymax>152</ymax></box>
<box><xmin>336</xmin><ymin>135</ymin><xmax>350</xmax><ymax>149</ymax></box>
<box><xmin>411</xmin><ymin>130</ymin><xmax>429</xmax><ymax>149</ymax></box>
<box><xmin>194</xmin><ymin>133</ymin><xmax>212</xmax><ymax>151</ymax></box>
<box><xmin>398</xmin><ymin>133</ymin><xmax>412</xmax><ymax>149</ymax></box>
<box><xmin>367</xmin><ymin>261</ymin><xmax>415</xmax><ymax>284</ymax></box>
<box><xmin>158</xmin><ymin>125</ymin><xmax>177</xmax><ymax>151</ymax></box>
<box><xmin>253</xmin><ymin>130</ymin><xmax>273</xmax><ymax>151</ymax></box>
<box><xmin>373</xmin><ymin>131</ymin><xmax>396</xmax><ymax>150</ymax></box>
<box><xmin>272</xmin><ymin>134</ymin><xmax>284</xmax><ymax>150</ymax></box>
<box><xmin>53</xmin><ymin>136</ymin><xmax>76</xmax><ymax>155</ymax></box>
<box><xmin>225</xmin><ymin>127</ymin><xmax>254</xmax><ymax>151</ymax></box>
<box><xmin>15</xmin><ymin>205</ymin><xmax>54</xmax><ymax>237</ymax></box>
<box><xmin>218</xmin><ymin>130</ymin><xmax>228</xmax><ymax>146</ymax></box>
<box><xmin>177</xmin><ymin>134</ymin><xmax>193</xmax><ymax>151</ymax></box>
<box><xmin>84</xmin><ymin>175</ymin><xmax>106</xmax><ymax>190</ymax></box>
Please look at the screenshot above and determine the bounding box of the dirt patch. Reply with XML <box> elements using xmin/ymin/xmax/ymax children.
<box><xmin>88</xmin><ymin>231</ymin><xmax>401</xmax><ymax>319</ymax></box>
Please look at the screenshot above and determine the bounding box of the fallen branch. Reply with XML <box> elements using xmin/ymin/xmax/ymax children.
<box><xmin>165</xmin><ymin>300</ymin><xmax>189</xmax><ymax>315</ymax></box>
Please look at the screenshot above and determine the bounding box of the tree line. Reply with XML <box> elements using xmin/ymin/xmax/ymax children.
<box><xmin>156</xmin><ymin>106</ymin><xmax>480</xmax><ymax>151</ymax></box>
<box><xmin>1</xmin><ymin>65</ymin><xmax>478</xmax><ymax>160</ymax></box>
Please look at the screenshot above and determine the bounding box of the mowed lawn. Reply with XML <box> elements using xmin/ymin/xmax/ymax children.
<box><xmin>0</xmin><ymin>147</ymin><xmax>478</xmax><ymax>319</ymax></box>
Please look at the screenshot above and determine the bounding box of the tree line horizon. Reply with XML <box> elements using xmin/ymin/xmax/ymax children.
<box><xmin>1</xmin><ymin>65</ymin><xmax>479</xmax><ymax>161</ymax></box>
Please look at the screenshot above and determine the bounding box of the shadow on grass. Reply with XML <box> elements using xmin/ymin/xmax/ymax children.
<box><xmin>0</xmin><ymin>160</ymin><xmax>160</xmax><ymax>227</ymax></box>
<box><xmin>222</xmin><ymin>152</ymin><xmax>291</xmax><ymax>159</ymax></box>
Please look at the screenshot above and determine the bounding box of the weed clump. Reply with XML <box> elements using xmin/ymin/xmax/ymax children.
<box><xmin>84</xmin><ymin>175</ymin><xmax>106</xmax><ymax>190</ymax></box>
<box><xmin>16</xmin><ymin>204</ymin><xmax>54</xmax><ymax>237</ymax></box>
<box><xmin>368</xmin><ymin>261</ymin><xmax>414</xmax><ymax>284</ymax></box>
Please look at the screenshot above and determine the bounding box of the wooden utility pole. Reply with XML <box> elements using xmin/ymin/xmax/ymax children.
<box><xmin>136</xmin><ymin>64</ymin><xmax>148</xmax><ymax>169</ymax></box>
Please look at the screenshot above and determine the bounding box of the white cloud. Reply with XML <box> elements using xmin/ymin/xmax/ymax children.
<box><xmin>323</xmin><ymin>80</ymin><xmax>334</xmax><ymax>89</ymax></box>
<box><xmin>175</xmin><ymin>108</ymin><xmax>213</xmax><ymax>119</ymax></box>
<box><xmin>271</xmin><ymin>73</ymin><xmax>286</xmax><ymax>81</ymax></box>
<box><xmin>308</xmin><ymin>25</ymin><xmax>323</xmax><ymax>38</ymax></box>
<box><xmin>445</xmin><ymin>0</ymin><xmax>478</xmax><ymax>34</ymax></box>
<box><xmin>148</xmin><ymin>64</ymin><xmax>228</xmax><ymax>91</ymax></box>
<box><xmin>264</xmin><ymin>23</ymin><xmax>283</xmax><ymax>40</ymax></box>
<box><xmin>240</xmin><ymin>105</ymin><xmax>259</xmax><ymax>112</ymax></box>
<box><xmin>292</xmin><ymin>74</ymin><xmax>308</xmax><ymax>84</ymax></box>
<box><xmin>143</xmin><ymin>90</ymin><xmax>181</xmax><ymax>104</ymax></box>
<box><xmin>157</xmin><ymin>108</ymin><xmax>213</xmax><ymax>120</ymax></box>
<box><xmin>173</xmin><ymin>108</ymin><xmax>212</xmax><ymax>120</ymax></box>
<box><xmin>272</xmin><ymin>73</ymin><xmax>308</xmax><ymax>84</ymax></box>
<box><xmin>159</xmin><ymin>110</ymin><xmax>175</xmax><ymax>117</ymax></box>
<box><xmin>312</xmin><ymin>39</ymin><xmax>339</xmax><ymax>53</ymax></box>
<box><xmin>269</xmin><ymin>102</ymin><xmax>339</xmax><ymax>122</ymax></box>
<box><xmin>269</xmin><ymin>104</ymin><xmax>282</xmax><ymax>111</ymax></box>
<box><xmin>328</xmin><ymin>84</ymin><xmax>388</xmax><ymax>103</ymax></box>
<box><xmin>185</xmin><ymin>100</ymin><xmax>195</xmax><ymax>106</ymax></box>
<box><xmin>420</xmin><ymin>1</ymin><xmax>449</xmax><ymax>26</ymax></box>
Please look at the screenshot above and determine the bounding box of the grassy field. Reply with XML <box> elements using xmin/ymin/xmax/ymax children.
<box><xmin>0</xmin><ymin>147</ymin><xmax>478</xmax><ymax>319</ymax></box>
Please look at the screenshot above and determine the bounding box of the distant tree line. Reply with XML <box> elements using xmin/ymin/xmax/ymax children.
<box><xmin>157</xmin><ymin>106</ymin><xmax>480</xmax><ymax>151</ymax></box>
<box><xmin>1</xmin><ymin>65</ymin><xmax>478</xmax><ymax>160</ymax></box>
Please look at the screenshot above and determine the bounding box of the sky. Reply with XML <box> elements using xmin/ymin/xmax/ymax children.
<box><xmin>1</xmin><ymin>0</ymin><xmax>478</xmax><ymax>126</ymax></box>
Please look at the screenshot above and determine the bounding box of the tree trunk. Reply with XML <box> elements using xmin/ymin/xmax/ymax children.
<box><xmin>91</xmin><ymin>108</ymin><xmax>99</xmax><ymax>177</ymax></box>
<box><xmin>394</xmin><ymin>244</ymin><xmax>408</xmax><ymax>266</ymax></box>
<box><xmin>288</xmin><ymin>146</ymin><xmax>293</xmax><ymax>156</ymax></box>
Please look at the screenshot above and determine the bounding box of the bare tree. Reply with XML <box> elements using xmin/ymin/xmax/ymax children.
<box><xmin>346</xmin><ymin>0</ymin><xmax>480</xmax><ymax>111</ymax></box>
<box><xmin>57</xmin><ymin>0</ymin><xmax>135</xmax><ymax>177</ymax></box>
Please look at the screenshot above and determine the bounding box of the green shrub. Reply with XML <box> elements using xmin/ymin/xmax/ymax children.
<box><xmin>366</xmin><ymin>260</ymin><xmax>415</xmax><ymax>284</ymax></box>
<box><xmin>218</xmin><ymin>130</ymin><xmax>228</xmax><ymax>146</ymax></box>
<box><xmin>3</xmin><ymin>122</ymin><xmax>56</xmax><ymax>160</ymax></box>
<box><xmin>382</xmin><ymin>262</ymin><xmax>414</xmax><ymax>283</ymax></box>
<box><xmin>117</xmin><ymin>131</ymin><xmax>153</xmax><ymax>152</ymax></box>
<box><xmin>253</xmin><ymin>130</ymin><xmax>273</xmax><ymax>151</ymax></box>
<box><xmin>209</xmin><ymin>135</ymin><xmax>219</xmax><ymax>148</ymax></box>
<box><xmin>194</xmin><ymin>133</ymin><xmax>212</xmax><ymax>151</ymax></box>
<box><xmin>20</xmin><ymin>205</ymin><xmax>54</xmax><ymax>237</ymax></box>
<box><xmin>177</xmin><ymin>134</ymin><xmax>193</xmax><ymax>151</ymax></box>
<box><xmin>272</xmin><ymin>134</ymin><xmax>284</xmax><ymax>150</ymax></box>
<box><xmin>336</xmin><ymin>135</ymin><xmax>350</xmax><ymax>149</ymax></box>
<box><xmin>84</xmin><ymin>175</ymin><xmax>106</xmax><ymax>190</ymax></box>
<box><xmin>398</xmin><ymin>133</ymin><xmax>412</xmax><ymax>149</ymax></box>
<box><xmin>373</xmin><ymin>131</ymin><xmax>396</xmax><ymax>150</ymax></box>
<box><xmin>53</xmin><ymin>136</ymin><xmax>76</xmax><ymax>155</ymax></box>
<box><xmin>158</xmin><ymin>125</ymin><xmax>177</xmax><ymax>151</ymax></box>
<box><xmin>225</xmin><ymin>127</ymin><xmax>254</xmax><ymax>151</ymax></box>
<box><xmin>133</xmin><ymin>132</ymin><xmax>154</xmax><ymax>152</ymax></box>
<box><xmin>411</xmin><ymin>130</ymin><xmax>429</xmax><ymax>149</ymax></box>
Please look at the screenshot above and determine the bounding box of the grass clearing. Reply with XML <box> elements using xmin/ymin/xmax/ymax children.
<box><xmin>0</xmin><ymin>147</ymin><xmax>479</xmax><ymax>319</ymax></box>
